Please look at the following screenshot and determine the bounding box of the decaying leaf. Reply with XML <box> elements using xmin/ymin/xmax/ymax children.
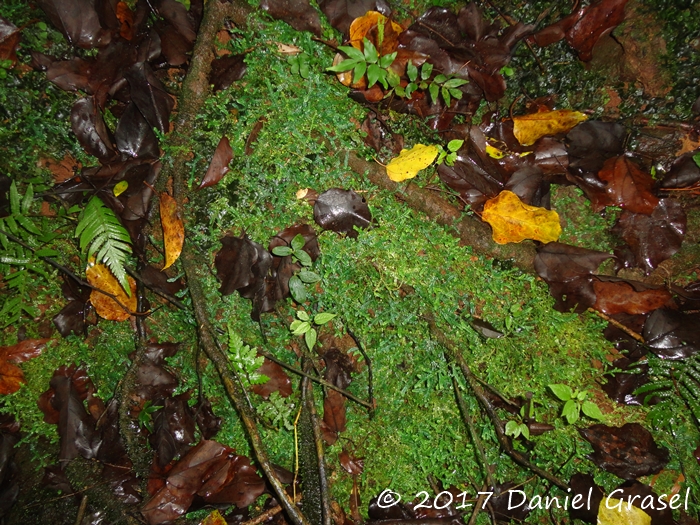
<box><xmin>643</xmin><ymin>309</ymin><xmax>700</xmax><ymax>360</ymax></box>
<box><xmin>199</xmin><ymin>137</ymin><xmax>233</xmax><ymax>189</ymax></box>
<box><xmin>481</xmin><ymin>190</ymin><xmax>562</xmax><ymax>244</ymax></box>
<box><xmin>87</xmin><ymin>261</ymin><xmax>137</xmax><ymax>321</ymax></box>
<box><xmin>386</xmin><ymin>144</ymin><xmax>439</xmax><ymax>182</ymax></box>
<box><xmin>595</xmin><ymin>156</ymin><xmax>659</xmax><ymax>214</ymax></box>
<box><xmin>591</xmin><ymin>278</ymin><xmax>674</xmax><ymax>315</ymax></box>
<box><xmin>313</xmin><ymin>188</ymin><xmax>372</xmax><ymax>238</ymax></box>
<box><xmin>160</xmin><ymin>193</ymin><xmax>184</xmax><ymax>270</ymax></box>
<box><xmin>579</xmin><ymin>423</ymin><xmax>669</xmax><ymax>480</ymax></box>
<box><xmin>513</xmin><ymin>109</ymin><xmax>588</xmax><ymax>146</ymax></box>
<box><xmin>0</xmin><ymin>339</ymin><xmax>49</xmax><ymax>395</ymax></box>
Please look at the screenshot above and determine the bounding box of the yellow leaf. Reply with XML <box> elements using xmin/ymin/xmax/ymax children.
<box><xmin>160</xmin><ymin>193</ymin><xmax>184</xmax><ymax>270</ymax></box>
<box><xmin>512</xmin><ymin>109</ymin><xmax>588</xmax><ymax>146</ymax></box>
<box><xmin>481</xmin><ymin>190</ymin><xmax>562</xmax><ymax>244</ymax></box>
<box><xmin>200</xmin><ymin>509</ymin><xmax>227</xmax><ymax>525</ymax></box>
<box><xmin>485</xmin><ymin>143</ymin><xmax>505</xmax><ymax>159</ymax></box>
<box><xmin>87</xmin><ymin>261</ymin><xmax>137</xmax><ymax>321</ymax></box>
<box><xmin>386</xmin><ymin>144</ymin><xmax>439</xmax><ymax>182</ymax></box>
<box><xmin>349</xmin><ymin>11</ymin><xmax>403</xmax><ymax>51</ymax></box>
<box><xmin>598</xmin><ymin>498</ymin><xmax>652</xmax><ymax>525</ymax></box>
<box><xmin>113</xmin><ymin>180</ymin><xmax>128</xmax><ymax>197</ymax></box>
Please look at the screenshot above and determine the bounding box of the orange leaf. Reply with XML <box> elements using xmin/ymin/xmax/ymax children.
<box><xmin>513</xmin><ymin>109</ymin><xmax>587</xmax><ymax>146</ymax></box>
<box><xmin>349</xmin><ymin>12</ymin><xmax>403</xmax><ymax>54</ymax></box>
<box><xmin>160</xmin><ymin>193</ymin><xmax>184</xmax><ymax>270</ymax></box>
<box><xmin>87</xmin><ymin>261</ymin><xmax>137</xmax><ymax>321</ymax></box>
<box><xmin>0</xmin><ymin>339</ymin><xmax>49</xmax><ymax>395</ymax></box>
<box><xmin>482</xmin><ymin>190</ymin><xmax>562</xmax><ymax>244</ymax></box>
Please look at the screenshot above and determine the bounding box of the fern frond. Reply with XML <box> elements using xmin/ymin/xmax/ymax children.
<box><xmin>75</xmin><ymin>196</ymin><xmax>132</xmax><ymax>295</ymax></box>
<box><xmin>227</xmin><ymin>324</ymin><xmax>268</xmax><ymax>387</ymax></box>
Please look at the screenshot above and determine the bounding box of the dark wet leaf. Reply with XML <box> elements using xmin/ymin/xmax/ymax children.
<box><xmin>566</xmin><ymin>121</ymin><xmax>627</xmax><ymax>176</ymax></box>
<box><xmin>215</xmin><ymin>233</ymin><xmax>272</xmax><ymax>297</ymax></box>
<box><xmin>155</xmin><ymin>20</ymin><xmax>191</xmax><ymax>66</ymax></box>
<box><xmin>535</xmin><ymin>242</ymin><xmax>613</xmax><ymax>313</ymax></box>
<box><xmin>323</xmin><ymin>348</ymin><xmax>354</xmax><ymax>390</ymax></box>
<box><xmin>36</xmin><ymin>0</ymin><xmax>110</xmax><ymax>49</ymax></box>
<box><xmin>321</xmin><ymin>388</ymin><xmax>346</xmax><ymax>445</ymax></box>
<box><xmin>602</xmin><ymin>356</ymin><xmax>651</xmax><ymax>406</ymax></box>
<box><xmin>643</xmin><ymin>309</ymin><xmax>700</xmax><ymax>360</ymax></box>
<box><xmin>115</xmin><ymin>101</ymin><xmax>160</xmax><ymax>159</ymax></box>
<box><xmin>504</xmin><ymin>165</ymin><xmax>548</xmax><ymax>207</ymax></box>
<box><xmin>45</xmin><ymin>57</ymin><xmax>92</xmax><ymax>92</ymax></box>
<box><xmin>469</xmin><ymin>318</ymin><xmax>504</xmax><ymax>338</ymax></box>
<box><xmin>155</xmin><ymin>0</ymin><xmax>196</xmax><ymax>43</ymax></box>
<box><xmin>568</xmin><ymin>474</ymin><xmax>604</xmax><ymax>523</ymax></box>
<box><xmin>199</xmin><ymin>136</ymin><xmax>233</xmax><ymax>189</ymax></box>
<box><xmin>368</xmin><ymin>493</ymin><xmax>414</xmax><ymax>520</ymax></box>
<box><xmin>613</xmin><ymin>199</ymin><xmax>686</xmax><ymax>274</ymax></box>
<box><xmin>251</xmin><ymin>358</ymin><xmax>292</xmax><ymax>399</ymax></box>
<box><xmin>360</xmin><ymin>114</ymin><xmax>403</xmax><ymax>157</ymax></box>
<box><xmin>193</xmin><ymin>397</ymin><xmax>222</xmax><ymax>440</ymax></box>
<box><xmin>209</xmin><ymin>54</ymin><xmax>247</xmax><ymax>92</ymax></box>
<box><xmin>140</xmin><ymin>263</ymin><xmax>186</xmax><ymax>298</ymax></box>
<box><xmin>489</xmin><ymin>482</ymin><xmax>533</xmax><ymax>522</ymax></box>
<box><xmin>0</xmin><ymin>17</ymin><xmax>20</xmax><ymax>65</ymax></box>
<box><xmin>42</xmin><ymin>464</ymin><xmax>76</xmax><ymax>498</ymax></box>
<box><xmin>318</xmin><ymin>0</ymin><xmax>392</xmax><ymax>35</ymax></box>
<box><xmin>592</xmin><ymin>277</ymin><xmax>675</xmax><ymax>315</ymax></box>
<box><xmin>142</xmin><ymin>440</ymin><xmax>265</xmax><ymax>524</ymax></box>
<box><xmin>245</xmin><ymin>117</ymin><xmax>267</xmax><ymax>156</ymax></box>
<box><xmin>260</xmin><ymin>0</ymin><xmax>322</xmax><ymax>37</ymax></box>
<box><xmin>566</xmin><ymin>0</ymin><xmax>629</xmax><ymax>62</ymax></box>
<box><xmin>125</xmin><ymin>61</ymin><xmax>174</xmax><ymax>134</ymax></box>
<box><xmin>661</xmin><ymin>151</ymin><xmax>700</xmax><ymax>189</ymax></box>
<box><xmin>579</xmin><ymin>423</ymin><xmax>669</xmax><ymax>480</ymax></box>
<box><xmin>71</xmin><ymin>97</ymin><xmax>117</xmax><ymax>161</ymax></box>
<box><xmin>313</xmin><ymin>188</ymin><xmax>372</xmax><ymax>238</ymax></box>
<box><xmin>339</xmin><ymin>449</ymin><xmax>364</xmax><ymax>476</ymax></box>
<box><xmin>150</xmin><ymin>392</ymin><xmax>197</xmax><ymax>468</ymax></box>
<box><xmin>38</xmin><ymin>364</ymin><xmax>101</xmax><ymax>424</ymax></box>
<box><xmin>584</xmin><ymin>156</ymin><xmax>658</xmax><ymax>214</ymax></box>
<box><xmin>51</xmin><ymin>375</ymin><xmax>102</xmax><ymax>461</ymax></box>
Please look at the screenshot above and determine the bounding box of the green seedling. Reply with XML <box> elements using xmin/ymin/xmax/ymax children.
<box><xmin>289</xmin><ymin>309</ymin><xmax>336</xmax><ymax>351</ymax></box>
<box><xmin>396</xmin><ymin>61</ymin><xmax>468</xmax><ymax>107</ymax></box>
<box><xmin>436</xmin><ymin>139</ymin><xmax>464</xmax><ymax>167</ymax></box>
<box><xmin>287</xmin><ymin>53</ymin><xmax>310</xmax><ymax>79</ymax></box>
<box><xmin>138</xmin><ymin>400</ymin><xmax>163</xmax><ymax>433</ymax></box>
<box><xmin>327</xmin><ymin>38</ymin><xmax>397</xmax><ymax>89</ymax></box>
<box><xmin>271</xmin><ymin>234</ymin><xmax>321</xmax><ymax>303</ymax></box>
<box><xmin>549</xmin><ymin>384</ymin><xmax>605</xmax><ymax>425</ymax></box>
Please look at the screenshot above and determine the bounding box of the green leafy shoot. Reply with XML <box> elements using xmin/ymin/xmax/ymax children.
<box><xmin>327</xmin><ymin>38</ymin><xmax>397</xmax><ymax>89</ymax></box>
<box><xmin>505</xmin><ymin>419</ymin><xmax>530</xmax><ymax>440</ymax></box>
<box><xmin>436</xmin><ymin>139</ymin><xmax>464</xmax><ymax>166</ymax></box>
<box><xmin>289</xmin><ymin>309</ymin><xmax>336</xmax><ymax>351</ymax></box>
<box><xmin>271</xmin><ymin>234</ymin><xmax>320</xmax><ymax>303</ymax></box>
<box><xmin>549</xmin><ymin>384</ymin><xmax>605</xmax><ymax>425</ymax></box>
<box><xmin>227</xmin><ymin>325</ymin><xmax>268</xmax><ymax>388</ymax></box>
<box><xmin>693</xmin><ymin>152</ymin><xmax>700</xmax><ymax>169</ymax></box>
<box><xmin>258</xmin><ymin>391</ymin><xmax>297</xmax><ymax>431</ymax></box>
<box><xmin>75</xmin><ymin>196</ymin><xmax>132</xmax><ymax>295</ymax></box>
<box><xmin>393</xmin><ymin>62</ymin><xmax>467</xmax><ymax>107</ymax></box>
<box><xmin>138</xmin><ymin>400</ymin><xmax>163</xmax><ymax>433</ymax></box>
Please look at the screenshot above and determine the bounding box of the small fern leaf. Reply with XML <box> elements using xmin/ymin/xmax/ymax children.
<box><xmin>76</xmin><ymin>197</ymin><xmax>132</xmax><ymax>295</ymax></box>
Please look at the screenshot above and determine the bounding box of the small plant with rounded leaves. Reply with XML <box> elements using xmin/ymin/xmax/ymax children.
<box><xmin>549</xmin><ymin>384</ymin><xmax>605</xmax><ymax>425</ymax></box>
<box><xmin>397</xmin><ymin>61</ymin><xmax>468</xmax><ymax>108</ymax></box>
<box><xmin>326</xmin><ymin>38</ymin><xmax>397</xmax><ymax>89</ymax></box>
<box><xmin>289</xmin><ymin>310</ymin><xmax>336</xmax><ymax>351</ymax></box>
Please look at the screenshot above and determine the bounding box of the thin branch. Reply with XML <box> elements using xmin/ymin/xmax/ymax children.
<box><xmin>345</xmin><ymin>324</ymin><xmax>375</xmax><ymax>417</ymax></box>
<box><xmin>587</xmin><ymin>308</ymin><xmax>645</xmax><ymax>343</ymax></box>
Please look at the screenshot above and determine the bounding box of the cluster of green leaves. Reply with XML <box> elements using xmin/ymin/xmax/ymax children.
<box><xmin>227</xmin><ymin>325</ymin><xmax>268</xmax><ymax>388</ymax></box>
<box><xmin>287</xmin><ymin>52</ymin><xmax>310</xmax><ymax>79</ymax></box>
<box><xmin>0</xmin><ymin>182</ymin><xmax>58</xmax><ymax>327</ymax></box>
<box><xmin>271</xmin><ymin>233</ymin><xmax>321</xmax><ymax>303</ymax></box>
<box><xmin>399</xmin><ymin>62</ymin><xmax>468</xmax><ymax>107</ymax></box>
<box><xmin>258</xmin><ymin>391</ymin><xmax>297</xmax><ymax>431</ymax></box>
<box><xmin>549</xmin><ymin>384</ymin><xmax>604</xmax><ymax>424</ymax></box>
<box><xmin>138</xmin><ymin>400</ymin><xmax>163</xmax><ymax>433</ymax></box>
<box><xmin>327</xmin><ymin>38</ymin><xmax>397</xmax><ymax>89</ymax></box>
<box><xmin>75</xmin><ymin>196</ymin><xmax>132</xmax><ymax>294</ymax></box>
<box><xmin>289</xmin><ymin>309</ymin><xmax>336</xmax><ymax>351</ymax></box>
<box><xmin>436</xmin><ymin>139</ymin><xmax>464</xmax><ymax>167</ymax></box>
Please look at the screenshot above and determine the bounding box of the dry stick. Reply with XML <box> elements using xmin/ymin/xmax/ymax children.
<box><xmin>345</xmin><ymin>324</ymin><xmax>375</xmax><ymax>418</ymax></box>
<box><xmin>587</xmin><ymin>308</ymin><xmax>645</xmax><ymax>343</ymax></box>
<box><xmin>426</xmin><ymin>317</ymin><xmax>569</xmax><ymax>491</ymax></box>
<box><xmin>161</xmin><ymin>1</ymin><xmax>309</xmax><ymax>523</ymax></box>
<box><xmin>450</xmin><ymin>371</ymin><xmax>495</xmax><ymax>491</ymax></box>
<box><xmin>74</xmin><ymin>495</ymin><xmax>88</xmax><ymax>525</ymax></box>
<box><xmin>241</xmin><ymin>494</ymin><xmax>303</xmax><ymax>525</ymax></box>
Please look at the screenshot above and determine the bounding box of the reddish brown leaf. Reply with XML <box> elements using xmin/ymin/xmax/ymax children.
<box><xmin>260</xmin><ymin>0</ymin><xmax>322</xmax><ymax>36</ymax></box>
<box><xmin>322</xmin><ymin>388</ymin><xmax>346</xmax><ymax>444</ymax></box>
<box><xmin>0</xmin><ymin>339</ymin><xmax>49</xmax><ymax>395</ymax></box>
<box><xmin>318</xmin><ymin>0</ymin><xmax>391</xmax><ymax>35</ymax></box>
<box><xmin>215</xmin><ymin>233</ymin><xmax>272</xmax><ymax>297</ymax></box>
<box><xmin>339</xmin><ymin>449</ymin><xmax>364</xmax><ymax>476</ymax></box>
<box><xmin>613</xmin><ymin>199</ymin><xmax>686</xmax><ymax>274</ymax></box>
<box><xmin>114</xmin><ymin>101</ymin><xmax>160</xmax><ymax>159</ymax></box>
<box><xmin>251</xmin><ymin>358</ymin><xmax>292</xmax><ymax>399</ymax></box>
<box><xmin>643</xmin><ymin>309</ymin><xmax>700</xmax><ymax>360</ymax></box>
<box><xmin>149</xmin><ymin>392</ymin><xmax>197</xmax><ymax>468</ymax></box>
<box><xmin>199</xmin><ymin>136</ymin><xmax>233</xmax><ymax>189</ymax></box>
<box><xmin>36</xmin><ymin>0</ymin><xmax>110</xmax><ymax>48</ymax></box>
<box><xmin>125</xmin><ymin>61</ymin><xmax>174</xmax><ymax>134</ymax></box>
<box><xmin>193</xmin><ymin>397</ymin><xmax>222</xmax><ymax>440</ymax></box>
<box><xmin>592</xmin><ymin>156</ymin><xmax>659</xmax><ymax>214</ymax></box>
<box><xmin>0</xmin><ymin>17</ymin><xmax>20</xmax><ymax>66</ymax></box>
<box><xmin>566</xmin><ymin>0</ymin><xmax>629</xmax><ymax>62</ymax></box>
<box><xmin>209</xmin><ymin>54</ymin><xmax>247</xmax><ymax>92</ymax></box>
<box><xmin>313</xmin><ymin>188</ymin><xmax>372</xmax><ymax>239</ymax></box>
<box><xmin>579</xmin><ymin>423</ymin><xmax>669</xmax><ymax>480</ymax></box>
<box><xmin>592</xmin><ymin>278</ymin><xmax>674</xmax><ymax>315</ymax></box>
<box><xmin>71</xmin><ymin>97</ymin><xmax>117</xmax><ymax>161</ymax></box>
